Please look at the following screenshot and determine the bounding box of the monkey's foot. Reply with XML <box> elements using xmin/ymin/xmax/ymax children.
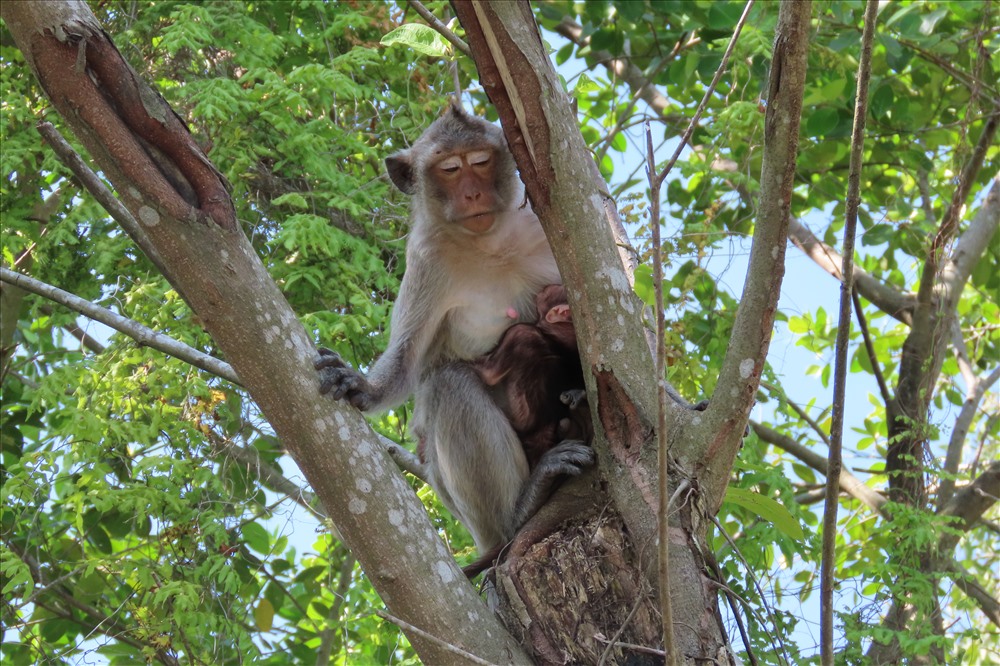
<box><xmin>536</xmin><ymin>439</ymin><xmax>595</xmax><ymax>478</ymax></box>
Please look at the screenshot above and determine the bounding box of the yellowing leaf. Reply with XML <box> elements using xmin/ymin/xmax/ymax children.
<box><xmin>254</xmin><ymin>598</ymin><xmax>274</xmax><ymax>632</ymax></box>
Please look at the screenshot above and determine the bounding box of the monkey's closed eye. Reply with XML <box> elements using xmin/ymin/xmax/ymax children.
<box><xmin>467</xmin><ymin>150</ymin><xmax>491</xmax><ymax>166</ymax></box>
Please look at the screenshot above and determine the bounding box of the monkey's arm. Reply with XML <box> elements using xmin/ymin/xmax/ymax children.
<box><xmin>318</xmin><ymin>257</ymin><xmax>449</xmax><ymax>412</ymax></box>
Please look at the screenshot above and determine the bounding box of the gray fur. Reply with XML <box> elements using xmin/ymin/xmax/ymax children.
<box><xmin>318</xmin><ymin>106</ymin><xmax>593</xmax><ymax>552</ymax></box>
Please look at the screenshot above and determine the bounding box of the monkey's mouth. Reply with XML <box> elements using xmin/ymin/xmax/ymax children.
<box><xmin>459</xmin><ymin>212</ymin><xmax>496</xmax><ymax>234</ymax></box>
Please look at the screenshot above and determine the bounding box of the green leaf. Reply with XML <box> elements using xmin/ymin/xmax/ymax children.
<box><xmin>380</xmin><ymin>24</ymin><xmax>452</xmax><ymax>58</ymax></box>
<box><xmin>806</xmin><ymin>107</ymin><xmax>841</xmax><ymax>137</ymax></box>
<box><xmin>724</xmin><ymin>486</ymin><xmax>805</xmax><ymax>541</ymax></box>
<box><xmin>271</xmin><ymin>192</ymin><xmax>309</xmax><ymax>209</ymax></box>
<box><xmin>633</xmin><ymin>264</ymin><xmax>655</xmax><ymax>307</ymax></box>
<box><xmin>242</xmin><ymin>521</ymin><xmax>271</xmax><ymax>554</ymax></box>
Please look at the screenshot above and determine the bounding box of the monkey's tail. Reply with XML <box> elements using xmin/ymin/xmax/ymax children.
<box><xmin>461</xmin><ymin>542</ymin><xmax>511</xmax><ymax>578</ymax></box>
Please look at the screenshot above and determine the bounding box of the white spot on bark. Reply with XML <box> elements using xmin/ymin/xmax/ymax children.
<box><xmin>315</xmin><ymin>418</ymin><xmax>327</xmax><ymax>433</ymax></box>
<box><xmin>137</xmin><ymin>206</ymin><xmax>159</xmax><ymax>227</ymax></box>
<box><xmin>619</xmin><ymin>295</ymin><xmax>635</xmax><ymax>314</ymax></box>
<box><xmin>692</xmin><ymin>415</ymin><xmax>703</xmax><ymax>425</ymax></box>
<box><xmin>611</xmin><ymin>338</ymin><xmax>624</xmax><ymax>352</ymax></box>
<box><xmin>435</xmin><ymin>560</ymin><xmax>456</xmax><ymax>583</ymax></box>
<box><xmin>739</xmin><ymin>358</ymin><xmax>755</xmax><ymax>379</ymax></box>
<box><xmin>127</xmin><ymin>186</ymin><xmax>142</xmax><ymax>200</ymax></box>
<box><xmin>617</xmin><ymin>314</ymin><xmax>625</xmax><ymax>326</ymax></box>
<box><xmin>356</xmin><ymin>478</ymin><xmax>372</xmax><ymax>493</ymax></box>
<box><xmin>596</xmin><ymin>304</ymin><xmax>604</xmax><ymax>313</ymax></box>
<box><xmin>348</xmin><ymin>496</ymin><xmax>366</xmax><ymax>514</ymax></box>
<box><xmin>388</xmin><ymin>509</ymin><xmax>403</xmax><ymax>526</ymax></box>
<box><xmin>731</xmin><ymin>387</ymin><xmax>740</xmax><ymax>397</ymax></box>
<box><xmin>772</xmin><ymin>244</ymin><xmax>780</xmax><ymax>259</ymax></box>
<box><xmin>220</xmin><ymin>250</ymin><xmax>229</xmax><ymax>260</ymax></box>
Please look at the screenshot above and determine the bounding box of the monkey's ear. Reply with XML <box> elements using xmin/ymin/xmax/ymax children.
<box><xmin>385</xmin><ymin>151</ymin><xmax>416</xmax><ymax>194</ymax></box>
<box><xmin>545</xmin><ymin>304</ymin><xmax>572</xmax><ymax>324</ymax></box>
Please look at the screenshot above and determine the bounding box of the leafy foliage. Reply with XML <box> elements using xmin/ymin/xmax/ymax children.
<box><xmin>2</xmin><ymin>1</ymin><xmax>997</xmax><ymax>664</ymax></box>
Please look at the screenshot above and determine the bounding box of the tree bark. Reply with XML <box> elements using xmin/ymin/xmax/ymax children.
<box><xmin>452</xmin><ymin>1</ymin><xmax>811</xmax><ymax>663</ymax></box>
<box><xmin>1</xmin><ymin>1</ymin><xmax>526</xmax><ymax>662</ymax></box>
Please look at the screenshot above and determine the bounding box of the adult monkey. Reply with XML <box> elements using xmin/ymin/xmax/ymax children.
<box><xmin>316</xmin><ymin>103</ymin><xmax>594</xmax><ymax>553</ymax></box>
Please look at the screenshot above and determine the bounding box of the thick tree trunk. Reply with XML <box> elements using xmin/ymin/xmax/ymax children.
<box><xmin>452</xmin><ymin>1</ymin><xmax>811</xmax><ymax>663</ymax></box>
<box><xmin>2</xmin><ymin>2</ymin><xmax>527</xmax><ymax>662</ymax></box>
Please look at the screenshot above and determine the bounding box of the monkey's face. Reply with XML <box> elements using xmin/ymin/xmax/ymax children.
<box><xmin>429</xmin><ymin>149</ymin><xmax>501</xmax><ymax>233</ymax></box>
<box><xmin>384</xmin><ymin>105</ymin><xmax>521</xmax><ymax>234</ymax></box>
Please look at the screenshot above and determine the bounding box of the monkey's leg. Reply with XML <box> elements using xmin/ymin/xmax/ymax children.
<box><xmin>415</xmin><ymin>362</ymin><xmax>530</xmax><ymax>553</ymax></box>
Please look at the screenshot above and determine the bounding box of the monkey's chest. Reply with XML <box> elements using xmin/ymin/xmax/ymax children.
<box><xmin>444</xmin><ymin>281</ymin><xmax>538</xmax><ymax>359</ymax></box>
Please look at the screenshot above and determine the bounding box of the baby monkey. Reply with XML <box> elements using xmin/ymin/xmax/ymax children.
<box><xmin>474</xmin><ymin>284</ymin><xmax>588</xmax><ymax>470</ymax></box>
<box><xmin>462</xmin><ymin>284</ymin><xmax>590</xmax><ymax>578</ymax></box>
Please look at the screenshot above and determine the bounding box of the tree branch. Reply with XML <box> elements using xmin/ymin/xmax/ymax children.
<box><xmin>1</xmin><ymin>267</ymin><xmax>241</xmax><ymax>383</ymax></box>
<box><xmin>939</xmin><ymin>175</ymin><xmax>1000</xmax><ymax>308</ymax></box>
<box><xmin>822</xmin><ymin>4</ymin><xmax>878</xmax><ymax>660</ymax></box>
<box><xmin>851</xmin><ymin>289</ymin><xmax>893</xmax><ymax>406</ymax></box>
<box><xmin>551</xmin><ymin>17</ymin><xmax>685</xmax><ymax>125</ymax></box>
<box><xmin>938</xmin><ymin>460</ymin><xmax>1000</xmax><ymax>548</ymax></box>
<box><xmin>890</xmin><ymin>114</ymin><xmax>999</xmax><ymax>505</ymax></box>
<box><xmin>701</xmin><ymin>0</ymin><xmax>812</xmax><ymax>508</ymax></box>
<box><xmin>2</xmin><ymin>268</ymin><xmax>429</xmax><ymax>489</ymax></box>
<box><xmin>407</xmin><ymin>0</ymin><xmax>471</xmax><ymax>58</ymax></box>
<box><xmin>750</xmin><ymin>421</ymin><xmax>887</xmax><ymax>515</ymax></box>
<box><xmin>938</xmin><ymin>364</ymin><xmax>1000</xmax><ymax>509</ymax></box>
<box><xmin>787</xmin><ymin>216</ymin><xmax>916</xmax><ymax>324</ymax></box>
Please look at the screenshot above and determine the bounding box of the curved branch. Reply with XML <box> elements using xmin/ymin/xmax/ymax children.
<box><xmin>938</xmin><ymin>460</ymin><xmax>1000</xmax><ymax>547</ymax></box>
<box><xmin>750</xmin><ymin>421</ymin><xmax>887</xmax><ymax>515</ymax></box>
<box><xmin>787</xmin><ymin>217</ymin><xmax>916</xmax><ymax>324</ymax></box>
<box><xmin>938</xmin><ymin>364</ymin><xmax>1000</xmax><ymax>509</ymax></box>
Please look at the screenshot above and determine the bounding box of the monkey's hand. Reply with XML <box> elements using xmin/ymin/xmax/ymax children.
<box><xmin>560</xmin><ymin>389</ymin><xmax>588</xmax><ymax>412</ymax></box>
<box><xmin>315</xmin><ymin>348</ymin><xmax>375</xmax><ymax>411</ymax></box>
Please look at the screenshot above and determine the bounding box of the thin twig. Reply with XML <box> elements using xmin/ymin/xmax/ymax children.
<box><xmin>760</xmin><ymin>380</ymin><xmax>832</xmax><ymax>446</ymax></box>
<box><xmin>654</xmin><ymin>0</ymin><xmax>755</xmax><ymax>188</ymax></box>
<box><xmin>851</xmin><ymin>288</ymin><xmax>892</xmax><ymax>406</ymax></box>
<box><xmin>822</xmin><ymin>5</ymin><xmax>878</xmax><ymax>662</ymax></box>
<box><xmin>374</xmin><ymin>609</ymin><xmax>498</xmax><ymax>666</ymax></box>
<box><xmin>408</xmin><ymin>0</ymin><xmax>471</xmax><ymax>57</ymax></box>
<box><xmin>709</xmin><ymin>516</ymin><xmax>791</xmax><ymax>666</ymax></box>
<box><xmin>645</xmin><ymin>119</ymin><xmax>677</xmax><ymax>666</ymax></box>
